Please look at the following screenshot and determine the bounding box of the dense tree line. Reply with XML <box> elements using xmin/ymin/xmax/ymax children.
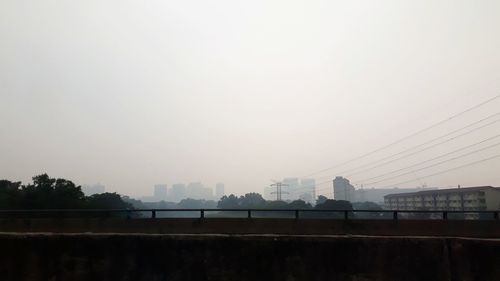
<box><xmin>0</xmin><ymin>174</ymin><xmax>132</xmax><ymax>210</ymax></box>
<box><xmin>214</xmin><ymin>193</ymin><xmax>356</xmax><ymax>218</ymax></box>
<box><xmin>217</xmin><ymin>192</ymin><xmax>355</xmax><ymax>210</ymax></box>
<box><xmin>1</xmin><ymin>174</ymin><xmax>382</xmax><ymax>217</ymax></box>
<box><xmin>215</xmin><ymin>193</ymin><xmax>386</xmax><ymax>219</ymax></box>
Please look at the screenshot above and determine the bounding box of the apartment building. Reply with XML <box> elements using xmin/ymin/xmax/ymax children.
<box><xmin>384</xmin><ymin>186</ymin><xmax>500</xmax><ymax>211</ymax></box>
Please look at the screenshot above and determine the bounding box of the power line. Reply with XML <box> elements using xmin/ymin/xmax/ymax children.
<box><xmin>289</xmin><ymin>135</ymin><xmax>500</xmax><ymax>196</ymax></box>
<box><xmin>360</xmin><ymin>140</ymin><xmax>500</xmax><ymax>186</ymax></box>
<box><xmin>312</xmin><ymin>184</ymin><xmax>341</xmax><ymax>195</ymax></box>
<box><xmin>287</xmin><ymin>140</ymin><xmax>500</xmax><ymax>198</ymax></box>
<box><xmin>284</xmin><ymin>95</ymin><xmax>500</xmax><ymax>199</ymax></box>
<box><xmin>288</xmin><ymin>119</ymin><xmax>496</xmax><ymax>194</ymax></box>
<box><xmin>316</xmin><ymin>114</ymin><xmax>500</xmax><ymax>180</ymax></box>
<box><xmin>376</xmin><ymin>154</ymin><xmax>500</xmax><ymax>188</ymax></box>
<box><xmin>292</xmin><ymin>135</ymin><xmax>500</xmax><ymax>193</ymax></box>
<box><xmin>301</xmin><ymin>94</ymin><xmax>500</xmax><ymax>178</ymax></box>
<box><xmin>355</xmin><ymin>134</ymin><xmax>500</xmax><ymax>184</ymax></box>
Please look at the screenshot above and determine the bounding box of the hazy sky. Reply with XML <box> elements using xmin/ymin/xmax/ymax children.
<box><xmin>1</xmin><ymin>0</ymin><xmax>500</xmax><ymax>197</ymax></box>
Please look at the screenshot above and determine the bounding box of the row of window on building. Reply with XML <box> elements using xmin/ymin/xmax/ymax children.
<box><xmin>384</xmin><ymin>186</ymin><xmax>500</xmax><ymax>211</ymax></box>
<box><xmin>333</xmin><ymin>176</ymin><xmax>500</xmax><ymax>211</ymax></box>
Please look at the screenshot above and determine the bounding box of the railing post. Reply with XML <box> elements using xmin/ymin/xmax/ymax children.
<box><xmin>393</xmin><ymin>211</ymin><xmax>398</xmax><ymax>221</ymax></box>
<box><xmin>442</xmin><ymin>211</ymin><xmax>448</xmax><ymax>220</ymax></box>
<box><xmin>247</xmin><ymin>210</ymin><xmax>252</xmax><ymax>219</ymax></box>
<box><xmin>344</xmin><ymin>210</ymin><xmax>348</xmax><ymax>220</ymax></box>
<box><xmin>200</xmin><ymin>209</ymin><xmax>205</xmax><ymax>219</ymax></box>
<box><xmin>152</xmin><ymin>210</ymin><xmax>156</xmax><ymax>219</ymax></box>
<box><xmin>494</xmin><ymin>211</ymin><xmax>499</xmax><ymax>220</ymax></box>
<box><xmin>295</xmin><ymin>210</ymin><xmax>299</xmax><ymax>219</ymax></box>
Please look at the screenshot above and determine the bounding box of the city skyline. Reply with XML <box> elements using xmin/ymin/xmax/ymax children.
<box><xmin>1</xmin><ymin>1</ymin><xmax>499</xmax><ymax>280</ymax></box>
<box><xmin>139</xmin><ymin>181</ymin><xmax>225</xmax><ymax>202</ymax></box>
<box><xmin>2</xmin><ymin>1</ymin><xmax>500</xmax><ymax>197</ymax></box>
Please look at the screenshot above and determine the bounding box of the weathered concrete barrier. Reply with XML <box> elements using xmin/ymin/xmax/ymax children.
<box><xmin>0</xmin><ymin>218</ymin><xmax>499</xmax><ymax>237</ymax></box>
<box><xmin>0</xmin><ymin>233</ymin><xmax>498</xmax><ymax>281</ymax></box>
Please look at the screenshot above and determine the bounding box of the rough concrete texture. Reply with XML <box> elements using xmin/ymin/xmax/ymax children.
<box><xmin>0</xmin><ymin>233</ymin><xmax>498</xmax><ymax>281</ymax></box>
<box><xmin>1</xmin><ymin>218</ymin><xmax>499</xmax><ymax>237</ymax></box>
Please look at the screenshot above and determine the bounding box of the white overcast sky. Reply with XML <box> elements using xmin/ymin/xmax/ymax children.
<box><xmin>1</xmin><ymin>0</ymin><xmax>499</xmax><ymax>197</ymax></box>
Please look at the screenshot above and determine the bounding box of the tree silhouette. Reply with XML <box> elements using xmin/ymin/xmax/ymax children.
<box><xmin>315</xmin><ymin>199</ymin><xmax>353</xmax><ymax>210</ymax></box>
<box><xmin>0</xmin><ymin>174</ymin><xmax>132</xmax><ymax>211</ymax></box>
<box><xmin>239</xmin><ymin>193</ymin><xmax>266</xmax><ymax>208</ymax></box>
<box><xmin>313</xmin><ymin>199</ymin><xmax>353</xmax><ymax>218</ymax></box>
<box><xmin>217</xmin><ymin>194</ymin><xmax>240</xmax><ymax>208</ymax></box>
<box><xmin>0</xmin><ymin>180</ymin><xmax>22</xmax><ymax>209</ymax></box>
<box><xmin>265</xmin><ymin>200</ymin><xmax>288</xmax><ymax>209</ymax></box>
<box><xmin>86</xmin><ymin>193</ymin><xmax>133</xmax><ymax>209</ymax></box>
<box><xmin>287</xmin><ymin>200</ymin><xmax>312</xmax><ymax>209</ymax></box>
<box><xmin>316</xmin><ymin>195</ymin><xmax>328</xmax><ymax>205</ymax></box>
<box><xmin>21</xmin><ymin>174</ymin><xmax>85</xmax><ymax>209</ymax></box>
<box><xmin>178</xmin><ymin>198</ymin><xmax>216</xmax><ymax>209</ymax></box>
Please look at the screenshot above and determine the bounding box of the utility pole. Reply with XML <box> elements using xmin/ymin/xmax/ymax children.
<box><xmin>271</xmin><ymin>182</ymin><xmax>289</xmax><ymax>201</ymax></box>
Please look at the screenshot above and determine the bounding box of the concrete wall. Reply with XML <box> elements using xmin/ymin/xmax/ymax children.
<box><xmin>1</xmin><ymin>218</ymin><xmax>499</xmax><ymax>238</ymax></box>
<box><xmin>0</xmin><ymin>233</ymin><xmax>498</xmax><ymax>281</ymax></box>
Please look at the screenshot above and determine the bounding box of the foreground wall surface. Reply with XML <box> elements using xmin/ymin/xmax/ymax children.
<box><xmin>1</xmin><ymin>218</ymin><xmax>499</xmax><ymax>237</ymax></box>
<box><xmin>0</xmin><ymin>233</ymin><xmax>498</xmax><ymax>281</ymax></box>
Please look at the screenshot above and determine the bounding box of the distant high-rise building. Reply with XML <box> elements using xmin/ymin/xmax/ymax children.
<box><xmin>283</xmin><ymin>177</ymin><xmax>300</xmax><ymax>201</ymax></box>
<box><xmin>332</xmin><ymin>176</ymin><xmax>437</xmax><ymax>204</ymax></box>
<box><xmin>169</xmin><ymin>184</ymin><xmax>186</xmax><ymax>202</ymax></box>
<box><xmin>333</xmin><ymin>176</ymin><xmax>355</xmax><ymax>201</ymax></box>
<box><xmin>186</xmin><ymin>182</ymin><xmax>213</xmax><ymax>200</ymax></box>
<box><xmin>299</xmin><ymin>192</ymin><xmax>313</xmax><ymax>204</ymax></box>
<box><xmin>331</xmin><ymin>176</ymin><xmax>438</xmax><ymax>203</ymax></box>
<box><xmin>154</xmin><ymin>184</ymin><xmax>168</xmax><ymax>201</ymax></box>
<box><xmin>215</xmin><ymin>183</ymin><xmax>225</xmax><ymax>199</ymax></box>
<box><xmin>274</xmin><ymin>177</ymin><xmax>316</xmax><ymax>203</ymax></box>
<box><xmin>82</xmin><ymin>183</ymin><xmax>105</xmax><ymax>196</ymax></box>
<box><xmin>186</xmin><ymin>182</ymin><xmax>203</xmax><ymax>199</ymax></box>
<box><xmin>300</xmin><ymin>178</ymin><xmax>316</xmax><ymax>204</ymax></box>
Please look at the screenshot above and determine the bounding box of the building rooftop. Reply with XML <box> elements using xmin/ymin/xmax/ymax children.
<box><xmin>384</xmin><ymin>186</ymin><xmax>500</xmax><ymax>198</ymax></box>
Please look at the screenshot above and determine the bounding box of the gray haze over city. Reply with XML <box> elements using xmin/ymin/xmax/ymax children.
<box><xmin>1</xmin><ymin>0</ymin><xmax>500</xmax><ymax>198</ymax></box>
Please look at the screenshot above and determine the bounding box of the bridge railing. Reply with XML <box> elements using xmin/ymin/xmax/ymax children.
<box><xmin>0</xmin><ymin>209</ymin><xmax>498</xmax><ymax>220</ymax></box>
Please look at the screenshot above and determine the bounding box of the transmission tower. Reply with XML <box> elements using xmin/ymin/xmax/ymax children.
<box><xmin>271</xmin><ymin>181</ymin><xmax>289</xmax><ymax>201</ymax></box>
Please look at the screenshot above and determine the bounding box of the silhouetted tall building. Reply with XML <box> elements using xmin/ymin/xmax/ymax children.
<box><xmin>276</xmin><ymin>177</ymin><xmax>315</xmax><ymax>203</ymax></box>
<box><xmin>300</xmin><ymin>178</ymin><xmax>316</xmax><ymax>204</ymax></box>
<box><xmin>215</xmin><ymin>183</ymin><xmax>225</xmax><ymax>199</ymax></box>
<box><xmin>283</xmin><ymin>177</ymin><xmax>300</xmax><ymax>201</ymax></box>
<box><xmin>333</xmin><ymin>177</ymin><xmax>355</xmax><ymax>201</ymax></box>
<box><xmin>186</xmin><ymin>182</ymin><xmax>213</xmax><ymax>200</ymax></box>
<box><xmin>154</xmin><ymin>184</ymin><xmax>167</xmax><ymax>201</ymax></box>
<box><xmin>169</xmin><ymin>184</ymin><xmax>186</xmax><ymax>202</ymax></box>
<box><xmin>332</xmin><ymin>176</ymin><xmax>436</xmax><ymax>203</ymax></box>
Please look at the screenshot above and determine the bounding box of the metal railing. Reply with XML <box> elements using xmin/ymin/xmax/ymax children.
<box><xmin>0</xmin><ymin>209</ymin><xmax>498</xmax><ymax>220</ymax></box>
